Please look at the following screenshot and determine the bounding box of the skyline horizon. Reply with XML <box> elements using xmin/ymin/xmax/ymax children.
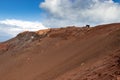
<box><xmin>0</xmin><ymin>0</ymin><xmax>120</xmax><ymax>42</ymax></box>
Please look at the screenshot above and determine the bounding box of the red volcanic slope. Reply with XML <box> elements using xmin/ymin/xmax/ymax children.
<box><xmin>0</xmin><ymin>23</ymin><xmax>120</xmax><ymax>80</ymax></box>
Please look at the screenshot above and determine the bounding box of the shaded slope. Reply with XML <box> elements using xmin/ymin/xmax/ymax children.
<box><xmin>0</xmin><ymin>23</ymin><xmax>120</xmax><ymax>80</ymax></box>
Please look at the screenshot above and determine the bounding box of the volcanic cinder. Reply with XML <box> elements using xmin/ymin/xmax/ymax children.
<box><xmin>0</xmin><ymin>23</ymin><xmax>120</xmax><ymax>80</ymax></box>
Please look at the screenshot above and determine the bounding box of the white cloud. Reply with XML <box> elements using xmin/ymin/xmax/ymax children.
<box><xmin>0</xmin><ymin>19</ymin><xmax>47</xmax><ymax>41</ymax></box>
<box><xmin>40</xmin><ymin>0</ymin><xmax>120</xmax><ymax>27</ymax></box>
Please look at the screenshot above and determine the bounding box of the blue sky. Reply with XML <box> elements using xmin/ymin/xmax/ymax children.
<box><xmin>114</xmin><ymin>0</ymin><xmax>120</xmax><ymax>3</ymax></box>
<box><xmin>0</xmin><ymin>0</ymin><xmax>120</xmax><ymax>42</ymax></box>
<box><xmin>0</xmin><ymin>0</ymin><xmax>119</xmax><ymax>21</ymax></box>
<box><xmin>0</xmin><ymin>0</ymin><xmax>44</xmax><ymax>21</ymax></box>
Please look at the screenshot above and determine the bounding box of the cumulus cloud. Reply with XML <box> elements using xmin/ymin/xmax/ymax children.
<box><xmin>40</xmin><ymin>0</ymin><xmax>120</xmax><ymax>27</ymax></box>
<box><xmin>0</xmin><ymin>19</ymin><xmax>47</xmax><ymax>41</ymax></box>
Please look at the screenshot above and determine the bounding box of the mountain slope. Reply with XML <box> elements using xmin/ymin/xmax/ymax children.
<box><xmin>0</xmin><ymin>23</ymin><xmax>120</xmax><ymax>80</ymax></box>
